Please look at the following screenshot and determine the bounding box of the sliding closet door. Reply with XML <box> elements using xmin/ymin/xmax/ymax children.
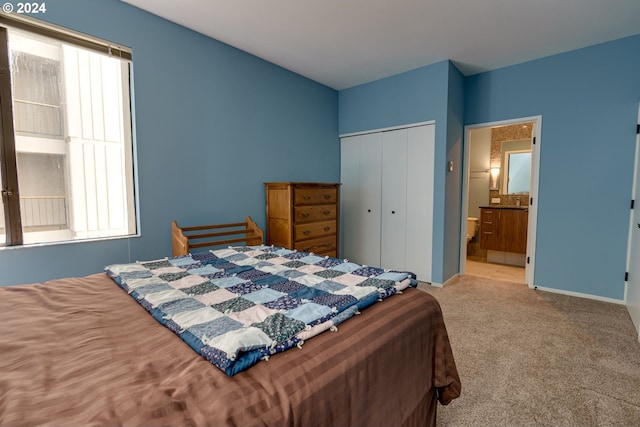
<box><xmin>381</xmin><ymin>129</ymin><xmax>408</xmax><ymax>272</ymax></box>
<box><xmin>341</xmin><ymin>123</ymin><xmax>435</xmax><ymax>282</ymax></box>
<box><xmin>358</xmin><ymin>133</ymin><xmax>383</xmax><ymax>266</ymax></box>
<box><xmin>340</xmin><ymin>133</ymin><xmax>382</xmax><ymax>266</ymax></box>
<box><xmin>340</xmin><ymin>135</ymin><xmax>360</xmax><ymax>260</ymax></box>
<box><xmin>405</xmin><ymin>125</ymin><xmax>435</xmax><ymax>281</ymax></box>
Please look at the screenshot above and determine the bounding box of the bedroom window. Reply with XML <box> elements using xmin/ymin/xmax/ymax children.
<box><xmin>0</xmin><ymin>15</ymin><xmax>136</xmax><ymax>246</ymax></box>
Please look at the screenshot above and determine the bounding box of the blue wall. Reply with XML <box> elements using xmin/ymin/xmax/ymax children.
<box><xmin>444</xmin><ymin>63</ymin><xmax>465</xmax><ymax>282</ymax></box>
<box><xmin>465</xmin><ymin>35</ymin><xmax>640</xmax><ymax>300</ymax></box>
<box><xmin>339</xmin><ymin>35</ymin><xmax>640</xmax><ymax>298</ymax></box>
<box><xmin>0</xmin><ymin>0</ymin><xmax>339</xmax><ymax>286</ymax></box>
<box><xmin>2</xmin><ymin>1</ymin><xmax>638</xmax><ymax>300</ymax></box>
<box><xmin>338</xmin><ymin>60</ymin><xmax>465</xmax><ymax>284</ymax></box>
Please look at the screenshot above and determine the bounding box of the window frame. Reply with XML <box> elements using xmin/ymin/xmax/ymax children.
<box><xmin>0</xmin><ymin>15</ymin><xmax>138</xmax><ymax>247</ymax></box>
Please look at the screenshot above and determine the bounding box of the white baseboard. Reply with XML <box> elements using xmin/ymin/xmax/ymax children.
<box><xmin>429</xmin><ymin>273</ymin><xmax>459</xmax><ymax>288</ymax></box>
<box><xmin>429</xmin><ymin>275</ymin><xmax>624</xmax><ymax>305</ymax></box>
<box><xmin>534</xmin><ymin>285</ymin><xmax>624</xmax><ymax>305</ymax></box>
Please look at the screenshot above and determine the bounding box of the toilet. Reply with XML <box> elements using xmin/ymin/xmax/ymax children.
<box><xmin>467</xmin><ymin>217</ymin><xmax>478</xmax><ymax>243</ymax></box>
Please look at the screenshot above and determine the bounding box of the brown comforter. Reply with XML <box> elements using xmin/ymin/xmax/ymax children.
<box><xmin>0</xmin><ymin>273</ymin><xmax>460</xmax><ymax>427</ymax></box>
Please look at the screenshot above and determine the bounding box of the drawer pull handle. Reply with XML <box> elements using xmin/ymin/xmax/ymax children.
<box><xmin>483</xmin><ymin>231</ymin><xmax>492</xmax><ymax>234</ymax></box>
<box><xmin>484</xmin><ymin>221</ymin><xmax>493</xmax><ymax>224</ymax></box>
<box><xmin>302</xmin><ymin>213</ymin><xmax>310</xmax><ymax>218</ymax></box>
<box><xmin>367</xmin><ymin>209</ymin><xmax>371</xmax><ymax>213</ymax></box>
<box><xmin>323</xmin><ymin>194</ymin><xmax>330</xmax><ymax>199</ymax></box>
<box><xmin>391</xmin><ymin>211</ymin><xmax>396</xmax><ymax>214</ymax></box>
<box><xmin>303</xmin><ymin>230</ymin><xmax>311</xmax><ymax>235</ymax></box>
<box><xmin>324</xmin><ymin>227</ymin><xmax>330</xmax><ymax>231</ymax></box>
<box><xmin>323</xmin><ymin>210</ymin><xmax>330</xmax><ymax>215</ymax></box>
<box><xmin>303</xmin><ymin>195</ymin><xmax>311</xmax><ymax>200</ymax></box>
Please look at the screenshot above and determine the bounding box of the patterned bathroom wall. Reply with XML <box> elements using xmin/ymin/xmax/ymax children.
<box><xmin>489</xmin><ymin>122</ymin><xmax>534</xmax><ymax>206</ymax></box>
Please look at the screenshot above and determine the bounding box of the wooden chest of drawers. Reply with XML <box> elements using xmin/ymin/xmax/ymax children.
<box><xmin>265</xmin><ymin>182</ymin><xmax>340</xmax><ymax>257</ymax></box>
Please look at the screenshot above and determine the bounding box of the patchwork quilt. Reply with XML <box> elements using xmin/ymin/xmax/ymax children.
<box><xmin>105</xmin><ymin>245</ymin><xmax>417</xmax><ymax>376</ymax></box>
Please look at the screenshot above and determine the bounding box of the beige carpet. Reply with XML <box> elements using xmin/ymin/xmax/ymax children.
<box><xmin>419</xmin><ymin>275</ymin><xmax>640</xmax><ymax>426</ymax></box>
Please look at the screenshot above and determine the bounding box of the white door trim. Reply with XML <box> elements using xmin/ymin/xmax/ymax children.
<box><xmin>624</xmin><ymin>103</ymin><xmax>640</xmax><ymax>340</ymax></box>
<box><xmin>624</xmin><ymin>106</ymin><xmax>639</xmax><ymax>304</ymax></box>
<box><xmin>459</xmin><ymin>115</ymin><xmax>542</xmax><ymax>288</ymax></box>
<box><xmin>339</xmin><ymin>120</ymin><xmax>436</xmax><ymax>138</ymax></box>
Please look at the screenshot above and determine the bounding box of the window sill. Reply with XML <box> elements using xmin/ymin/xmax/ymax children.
<box><xmin>0</xmin><ymin>233</ymin><xmax>141</xmax><ymax>251</ymax></box>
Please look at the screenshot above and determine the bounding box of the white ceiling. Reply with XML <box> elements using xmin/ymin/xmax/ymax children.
<box><xmin>122</xmin><ymin>0</ymin><xmax>640</xmax><ymax>90</ymax></box>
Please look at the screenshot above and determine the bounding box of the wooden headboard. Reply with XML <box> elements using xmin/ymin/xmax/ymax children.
<box><xmin>171</xmin><ymin>216</ymin><xmax>264</xmax><ymax>256</ymax></box>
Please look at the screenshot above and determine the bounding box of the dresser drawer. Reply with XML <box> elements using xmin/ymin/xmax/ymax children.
<box><xmin>481</xmin><ymin>209</ymin><xmax>497</xmax><ymax>219</ymax></box>
<box><xmin>294</xmin><ymin>235</ymin><xmax>336</xmax><ymax>254</ymax></box>
<box><xmin>294</xmin><ymin>205</ymin><xmax>337</xmax><ymax>222</ymax></box>
<box><xmin>481</xmin><ymin>221</ymin><xmax>495</xmax><ymax>232</ymax></box>
<box><xmin>481</xmin><ymin>210</ymin><xmax>497</xmax><ymax>231</ymax></box>
<box><xmin>293</xmin><ymin>187</ymin><xmax>338</xmax><ymax>206</ymax></box>
<box><xmin>294</xmin><ymin>220</ymin><xmax>336</xmax><ymax>241</ymax></box>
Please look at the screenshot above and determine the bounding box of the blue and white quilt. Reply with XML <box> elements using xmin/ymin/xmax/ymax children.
<box><xmin>106</xmin><ymin>245</ymin><xmax>416</xmax><ymax>376</ymax></box>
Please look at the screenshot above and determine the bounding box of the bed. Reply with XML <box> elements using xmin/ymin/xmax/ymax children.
<box><xmin>0</xmin><ymin>218</ymin><xmax>460</xmax><ymax>427</ymax></box>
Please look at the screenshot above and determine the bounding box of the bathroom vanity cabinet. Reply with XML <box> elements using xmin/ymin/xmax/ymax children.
<box><xmin>480</xmin><ymin>207</ymin><xmax>528</xmax><ymax>254</ymax></box>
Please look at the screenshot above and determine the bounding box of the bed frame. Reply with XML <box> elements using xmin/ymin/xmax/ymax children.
<box><xmin>171</xmin><ymin>216</ymin><xmax>264</xmax><ymax>256</ymax></box>
<box><xmin>0</xmin><ymin>218</ymin><xmax>461</xmax><ymax>426</ymax></box>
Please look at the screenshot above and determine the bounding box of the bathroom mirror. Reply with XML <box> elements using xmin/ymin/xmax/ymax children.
<box><xmin>499</xmin><ymin>139</ymin><xmax>531</xmax><ymax>194</ymax></box>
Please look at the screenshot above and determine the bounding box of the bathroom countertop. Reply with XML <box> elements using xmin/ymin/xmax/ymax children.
<box><xmin>479</xmin><ymin>205</ymin><xmax>529</xmax><ymax>211</ymax></box>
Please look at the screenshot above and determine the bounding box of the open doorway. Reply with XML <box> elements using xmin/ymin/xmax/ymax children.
<box><xmin>460</xmin><ymin>116</ymin><xmax>541</xmax><ymax>287</ymax></box>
